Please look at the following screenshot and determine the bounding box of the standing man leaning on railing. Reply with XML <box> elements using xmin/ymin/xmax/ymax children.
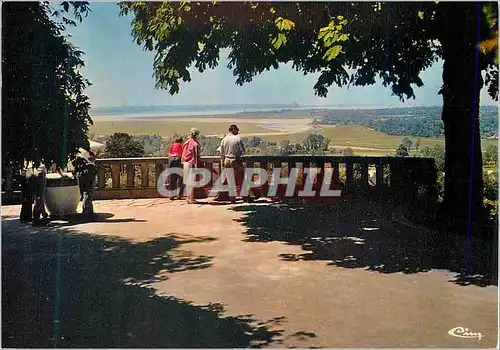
<box><xmin>219</xmin><ymin>124</ymin><xmax>250</xmax><ymax>203</ymax></box>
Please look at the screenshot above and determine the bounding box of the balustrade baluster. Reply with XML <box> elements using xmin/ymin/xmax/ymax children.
<box><xmin>155</xmin><ymin>162</ymin><xmax>164</xmax><ymax>186</ymax></box>
<box><xmin>97</xmin><ymin>165</ymin><xmax>106</xmax><ymax>189</ymax></box>
<box><xmin>140</xmin><ymin>163</ymin><xmax>149</xmax><ymax>188</ymax></box>
<box><xmin>360</xmin><ymin>161</ymin><xmax>369</xmax><ymax>188</ymax></box>
<box><xmin>376</xmin><ymin>164</ymin><xmax>384</xmax><ymax>190</ymax></box>
<box><xmin>345</xmin><ymin>161</ymin><xmax>354</xmax><ymax>189</ymax></box>
<box><xmin>332</xmin><ymin>162</ymin><xmax>340</xmax><ymax>185</ymax></box>
<box><xmin>126</xmin><ymin>162</ymin><xmax>135</xmax><ymax>188</ymax></box>
<box><xmin>110</xmin><ymin>164</ymin><xmax>120</xmax><ymax>189</ymax></box>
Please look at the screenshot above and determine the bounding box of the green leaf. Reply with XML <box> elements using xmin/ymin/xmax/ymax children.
<box><xmin>275</xmin><ymin>17</ymin><xmax>283</xmax><ymax>28</ymax></box>
<box><xmin>276</xmin><ymin>17</ymin><xmax>295</xmax><ymax>31</ymax></box>
<box><xmin>338</xmin><ymin>33</ymin><xmax>349</xmax><ymax>41</ymax></box>
<box><xmin>318</xmin><ymin>26</ymin><xmax>331</xmax><ymax>40</ymax></box>
<box><xmin>271</xmin><ymin>32</ymin><xmax>287</xmax><ymax>49</ymax></box>
<box><xmin>270</xmin><ymin>7</ymin><xmax>276</xmax><ymax>14</ymax></box>
<box><xmin>417</xmin><ymin>11</ymin><xmax>424</xmax><ymax>20</ymax></box>
<box><xmin>283</xmin><ymin>19</ymin><xmax>295</xmax><ymax>30</ymax></box>
<box><xmin>337</xmin><ymin>15</ymin><xmax>344</xmax><ymax>20</ymax></box>
<box><xmin>323</xmin><ymin>45</ymin><xmax>342</xmax><ymax>61</ymax></box>
<box><xmin>177</xmin><ymin>17</ymin><xmax>182</xmax><ymax>25</ymax></box>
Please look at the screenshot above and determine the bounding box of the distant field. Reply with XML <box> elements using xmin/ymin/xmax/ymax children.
<box><xmin>91</xmin><ymin>116</ymin><xmax>315</xmax><ymax>137</ymax></box>
<box><xmin>91</xmin><ymin>116</ymin><xmax>497</xmax><ymax>157</ymax></box>
<box><xmin>91</xmin><ymin>120</ymin><xmax>271</xmax><ymax>137</ymax></box>
<box><xmin>261</xmin><ymin>124</ymin><xmax>497</xmax><ymax>150</ymax></box>
<box><xmin>260</xmin><ymin>124</ymin><xmax>445</xmax><ymax>149</ymax></box>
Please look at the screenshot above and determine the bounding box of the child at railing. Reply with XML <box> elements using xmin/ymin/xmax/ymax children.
<box><xmin>166</xmin><ymin>136</ymin><xmax>184</xmax><ymax>200</ymax></box>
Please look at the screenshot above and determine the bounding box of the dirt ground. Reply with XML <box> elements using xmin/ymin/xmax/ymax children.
<box><xmin>2</xmin><ymin>198</ymin><xmax>498</xmax><ymax>348</ymax></box>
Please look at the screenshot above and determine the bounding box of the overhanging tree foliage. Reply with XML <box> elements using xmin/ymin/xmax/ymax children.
<box><xmin>2</xmin><ymin>1</ymin><xmax>92</xmax><ymax>171</ymax></box>
<box><xmin>120</xmin><ymin>1</ymin><xmax>499</xmax><ymax>221</ymax></box>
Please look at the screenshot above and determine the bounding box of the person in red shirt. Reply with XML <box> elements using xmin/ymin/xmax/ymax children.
<box><xmin>166</xmin><ymin>136</ymin><xmax>184</xmax><ymax>199</ymax></box>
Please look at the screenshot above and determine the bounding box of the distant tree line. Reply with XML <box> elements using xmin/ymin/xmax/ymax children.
<box><xmin>319</xmin><ymin>106</ymin><xmax>498</xmax><ymax>138</ymax></box>
<box><xmin>198</xmin><ymin>133</ymin><xmax>335</xmax><ymax>156</ymax></box>
<box><xmin>134</xmin><ymin>134</ymin><xmax>164</xmax><ymax>156</ymax></box>
<box><xmin>99</xmin><ymin>132</ymin><xmax>344</xmax><ymax>159</ymax></box>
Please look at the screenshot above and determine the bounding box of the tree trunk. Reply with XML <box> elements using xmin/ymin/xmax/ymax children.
<box><xmin>4</xmin><ymin>163</ymin><xmax>13</xmax><ymax>195</ymax></box>
<box><xmin>438</xmin><ymin>3</ymin><xmax>488</xmax><ymax>223</ymax></box>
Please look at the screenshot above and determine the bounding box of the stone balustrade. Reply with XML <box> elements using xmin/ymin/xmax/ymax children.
<box><xmin>1</xmin><ymin>155</ymin><xmax>437</xmax><ymax>205</ymax></box>
<box><xmin>92</xmin><ymin>155</ymin><xmax>437</xmax><ymax>204</ymax></box>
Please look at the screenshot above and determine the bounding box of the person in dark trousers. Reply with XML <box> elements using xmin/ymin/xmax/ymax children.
<box><xmin>19</xmin><ymin>165</ymin><xmax>49</xmax><ymax>225</ymax></box>
<box><xmin>73</xmin><ymin>150</ymin><xmax>97</xmax><ymax>220</ymax></box>
<box><xmin>166</xmin><ymin>136</ymin><xmax>184</xmax><ymax>199</ymax></box>
<box><xmin>19</xmin><ymin>168</ymin><xmax>34</xmax><ymax>223</ymax></box>
<box><xmin>32</xmin><ymin>165</ymin><xmax>49</xmax><ymax>226</ymax></box>
<box><xmin>218</xmin><ymin>124</ymin><xmax>252</xmax><ymax>203</ymax></box>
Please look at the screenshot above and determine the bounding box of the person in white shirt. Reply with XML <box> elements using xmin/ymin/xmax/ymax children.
<box><xmin>218</xmin><ymin>124</ymin><xmax>249</xmax><ymax>202</ymax></box>
<box><xmin>220</xmin><ymin>125</ymin><xmax>245</xmax><ymax>160</ymax></box>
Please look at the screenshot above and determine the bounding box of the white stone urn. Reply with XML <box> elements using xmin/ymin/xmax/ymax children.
<box><xmin>44</xmin><ymin>172</ymin><xmax>80</xmax><ymax>216</ymax></box>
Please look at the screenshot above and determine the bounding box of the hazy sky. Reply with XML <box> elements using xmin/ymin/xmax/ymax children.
<box><xmin>66</xmin><ymin>3</ymin><xmax>496</xmax><ymax>108</ymax></box>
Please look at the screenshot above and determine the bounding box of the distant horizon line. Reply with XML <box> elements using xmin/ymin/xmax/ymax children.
<box><xmin>91</xmin><ymin>103</ymin><xmax>498</xmax><ymax>111</ymax></box>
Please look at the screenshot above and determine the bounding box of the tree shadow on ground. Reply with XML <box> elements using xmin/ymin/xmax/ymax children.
<box><xmin>47</xmin><ymin>212</ymin><xmax>148</xmax><ymax>226</ymax></box>
<box><xmin>2</xmin><ymin>221</ymin><xmax>290</xmax><ymax>348</ymax></box>
<box><xmin>231</xmin><ymin>199</ymin><xmax>497</xmax><ymax>287</ymax></box>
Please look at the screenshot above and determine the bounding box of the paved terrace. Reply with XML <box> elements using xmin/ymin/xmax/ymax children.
<box><xmin>2</xmin><ymin>198</ymin><xmax>498</xmax><ymax>348</ymax></box>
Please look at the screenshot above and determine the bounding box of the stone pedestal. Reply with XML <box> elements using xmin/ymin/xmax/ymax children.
<box><xmin>45</xmin><ymin>172</ymin><xmax>80</xmax><ymax>216</ymax></box>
